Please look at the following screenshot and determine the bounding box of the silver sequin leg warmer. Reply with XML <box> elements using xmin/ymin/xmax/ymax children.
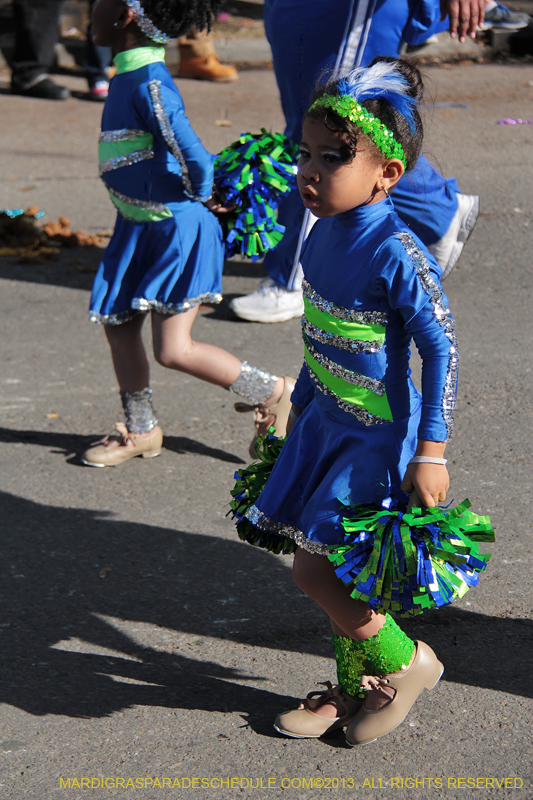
<box><xmin>228</xmin><ymin>361</ymin><xmax>278</xmax><ymax>406</ymax></box>
<box><xmin>120</xmin><ymin>388</ymin><xmax>158</xmax><ymax>433</ymax></box>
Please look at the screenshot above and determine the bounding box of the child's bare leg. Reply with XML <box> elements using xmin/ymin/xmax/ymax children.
<box><xmin>151</xmin><ymin>308</ymin><xmax>285</xmax><ymax>406</ymax></box>
<box><xmin>293</xmin><ymin>547</ymin><xmax>384</xmax><ymax>638</ymax></box>
<box><xmin>82</xmin><ymin>314</ymin><xmax>159</xmax><ymax>465</ymax></box>
<box><xmin>293</xmin><ymin>547</ymin><xmax>414</xmax><ymax>716</ymax></box>
<box><xmin>105</xmin><ymin>314</ymin><xmax>150</xmax><ymax>392</ymax></box>
<box><xmin>104</xmin><ymin>313</ymin><xmax>159</xmax><ymax>437</ymax></box>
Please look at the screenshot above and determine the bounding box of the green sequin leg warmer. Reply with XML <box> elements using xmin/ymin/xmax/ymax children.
<box><xmin>332</xmin><ymin>614</ymin><xmax>415</xmax><ymax>697</ymax></box>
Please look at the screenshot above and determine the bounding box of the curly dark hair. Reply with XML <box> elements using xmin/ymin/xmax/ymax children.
<box><xmin>306</xmin><ymin>57</ymin><xmax>424</xmax><ymax>171</ymax></box>
<box><xmin>140</xmin><ymin>0</ymin><xmax>223</xmax><ymax>39</ymax></box>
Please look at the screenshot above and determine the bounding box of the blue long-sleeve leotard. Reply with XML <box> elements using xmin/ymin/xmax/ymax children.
<box><xmin>245</xmin><ymin>198</ymin><xmax>459</xmax><ymax>553</ymax></box>
<box><xmin>89</xmin><ymin>46</ymin><xmax>223</xmax><ymax>324</ymax></box>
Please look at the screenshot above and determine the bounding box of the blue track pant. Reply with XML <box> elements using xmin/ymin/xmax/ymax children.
<box><xmin>263</xmin><ymin>0</ymin><xmax>460</xmax><ymax>288</ymax></box>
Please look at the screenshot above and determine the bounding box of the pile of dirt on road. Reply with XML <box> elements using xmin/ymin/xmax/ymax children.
<box><xmin>0</xmin><ymin>208</ymin><xmax>109</xmax><ymax>262</ymax></box>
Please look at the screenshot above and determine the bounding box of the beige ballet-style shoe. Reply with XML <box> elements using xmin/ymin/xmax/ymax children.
<box><xmin>235</xmin><ymin>376</ymin><xmax>296</xmax><ymax>458</ymax></box>
<box><xmin>345</xmin><ymin>641</ymin><xmax>443</xmax><ymax>747</ymax></box>
<box><xmin>274</xmin><ymin>682</ymin><xmax>362</xmax><ymax>739</ymax></box>
<box><xmin>81</xmin><ymin>422</ymin><xmax>163</xmax><ymax>467</ymax></box>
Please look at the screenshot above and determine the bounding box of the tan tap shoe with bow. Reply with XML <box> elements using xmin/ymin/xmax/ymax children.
<box><xmin>274</xmin><ymin>682</ymin><xmax>362</xmax><ymax>739</ymax></box>
<box><xmin>345</xmin><ymin>641</ymin><xmax>443</xmax><ymax>746</ymax></box>
<box><xmin>81</xmin><ymin>423</ymin><xmax>163</xmax><ymax>467</ymax></box>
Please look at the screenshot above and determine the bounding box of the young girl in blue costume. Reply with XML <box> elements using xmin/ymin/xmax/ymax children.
<box><xmin>82</xmin><ymin>0</ymin><xmax>294</xmax><ymax>467</ymax></box>
<box><xmin>236</xmin><ymin>58</ymin><xmax>466</xmax><ymax>744</ymax></box>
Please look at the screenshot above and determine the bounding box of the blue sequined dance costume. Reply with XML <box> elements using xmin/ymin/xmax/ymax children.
<box><xmin>245</xmin><ymin>199</ymin><xmax>459</xmax><ymax>553</ymax></box>
<box><xmin>89</xmin><ymin>46</ymin><xmax>223</xmax><ymax>325</ymax></box>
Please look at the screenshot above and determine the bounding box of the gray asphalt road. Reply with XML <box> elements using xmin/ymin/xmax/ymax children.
<box><xmin>0</xmin><ymin>61</ymin><xmax>532</xmax><ymax>800</ymax></box>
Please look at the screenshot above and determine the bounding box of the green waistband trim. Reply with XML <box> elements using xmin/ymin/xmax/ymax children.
<box><xmin>305</xmin><ymin>346</ymin><xmax>392</xmax><ymax>420</ymax></box>
<box><xmin>304</xmin><ymin>297</ymin><xmax>386</xmax><ymax>344</ymax></box>
<box><xmin>114</xmin><ymin>46</ymin><xmax>165</xmax><ymax>75</ymax></box>
<box><xmin>107</xmin><ymin>190</ymin><xmax>172</xmax><ymax>222</ymax></box>
<box><xmin>98</xmin><ymin>133</ymin><xmax>154</xmax><ymax>162</ymax></box>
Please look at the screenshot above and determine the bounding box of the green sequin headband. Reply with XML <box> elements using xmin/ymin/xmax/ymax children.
<box><xmin>309</xmin><ymin>94</ymin><xmax>407</xmax><ymax>168</ymax></box>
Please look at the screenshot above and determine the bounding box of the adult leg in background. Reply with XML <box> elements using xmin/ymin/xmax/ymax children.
<box><xmin>11</xmin><ymin>0</ymin><xmax>70</xmax><ymax>99</ymax></box>
<box><xmin>86</xmin><ymin>0</ymin><xmax>112</xmax><ymax>98</ymax></box>
<box><xmin>230</xmin><ymin>0</ymin><xmax>474</xmax><ymax>322</ymax></box>
<box><xmin>177</xmin><ymin>28</ymin><xmax>238</xmax><ymax>83</ymax></box>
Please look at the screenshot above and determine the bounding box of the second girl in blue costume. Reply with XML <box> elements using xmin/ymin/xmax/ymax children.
<box><xmin>81</xmin><ymin>0</ymin><xmax>294</xmax><ymax>466</ymax></box>
<box><xmin>236</xmin><ymin>58</ymin><xmax>466</xmax><ymax>744</ymax></box>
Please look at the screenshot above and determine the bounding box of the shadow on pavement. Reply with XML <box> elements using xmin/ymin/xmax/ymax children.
<box><xmin>0</xmin><ymin>428</ymin><xmax>245</xmax><ymax>465</ymax></box>
<box><xmin>1</xmin><ymin>490</ymin><xmax>531</xmax><ymax>724</ymax></box>
<box><xmin>0</xmin><ymin>250</ymin><xmax>100</xmax><ymax>293</ymax></box>
<box><xmin>0</xmin><ymin>252</ymin><xmax>267</xmax><ymax>293</ymax></box>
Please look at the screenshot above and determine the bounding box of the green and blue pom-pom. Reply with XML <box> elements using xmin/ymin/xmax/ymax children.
<box><xmin>231</xmin><ymin>435</ymin><xmax>495</xmax><ymax>616</ymax></box>
<box><xmin>229</xmin><ymin>432</ymin><xmax>296</xmax><ymax>554</ymax></box>
<box><xmin>328</xmin><ymin>495</ymin><xmax>495</xmax><ymax>618</ymax></box>
<box><xmin>214</xmin><ymin>129</ymin><xmax>299</xmax><ymax>261</ymax></box>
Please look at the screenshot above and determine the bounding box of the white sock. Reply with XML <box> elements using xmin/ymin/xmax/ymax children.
<box><xmin>485</xmin><ymin>1</ymin><xmax>498</xmax><ymax>11</ymax></box>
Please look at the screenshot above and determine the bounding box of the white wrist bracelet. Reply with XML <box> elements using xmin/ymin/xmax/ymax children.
<box><xmin>409</xmin><ymin>456</ymin><xmax>447</xmax><ymax>466</ymax></box>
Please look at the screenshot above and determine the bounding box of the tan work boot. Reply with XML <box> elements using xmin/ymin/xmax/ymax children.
<box><xmin>177</xmin><ymin>54</ymin><xmax>238</xmax><ymax>82</ymax></box>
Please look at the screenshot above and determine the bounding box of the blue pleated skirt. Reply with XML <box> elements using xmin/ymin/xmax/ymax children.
<box><xmin>89</xmin><ymin>202</ymin><xmax>224</xmax><ymax>325</ymax></box>
<box><xmin>249</xmin><ymin>395</ymin><xmax>421</xmax><ymax>554</ymax></box>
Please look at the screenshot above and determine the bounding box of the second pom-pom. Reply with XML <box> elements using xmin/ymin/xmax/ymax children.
<box><xmin>213</xmin><ymin>129</ymin><xmax>299</xmax><ymax>261</ymax></box>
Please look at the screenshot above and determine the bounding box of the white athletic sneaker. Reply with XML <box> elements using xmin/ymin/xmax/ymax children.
<box><xmin>229</xmin><ymin>279</ymin><xmax>304</xmax><ymax>323</ymax></box>
<box><xmin>428</xmin><ymin>194</ymin><xmax>479</xmax><ymax>281</ymax></box>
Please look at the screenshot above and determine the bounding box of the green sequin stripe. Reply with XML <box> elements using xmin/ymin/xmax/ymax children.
<box><xmin>98</xmin><ymin>133</ymin><xmax>154</xmax><ymax>163</ymax></box>
<box><xmin>303</xmin><ymin>297</ymin><xmax>386</xmax><ymax>344</ymax></box>
<box><xmin>310</xmin><ymin>95</ymin><xmax>407</xmax><ymax>168</ymax></box>
<box><xmin>106</xmin><ymin>187</ymin><xmax>172</xmax><ymax>223</ymax></box>
<box><xmin>304</xmin><ymin>345</ymin><xmax>392</xmax><ymax>420</ymax></box>
<box><xmin>332</xmin><ymin>615</ymin><xmax>415</xmax><ymax>697</ymax></box>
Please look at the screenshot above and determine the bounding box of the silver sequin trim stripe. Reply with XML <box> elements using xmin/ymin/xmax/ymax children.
<box><xmin>124</xmin><ymin>0</ymin><xmax>171</xmax><ymax>44</ymax></box>
<box><xmin>104</xmin><ymin>184</ymin><xmax>170</xmax><ymax>217</ymax></box>
<box><xmin>132</xmin><ymin>293</ymin><xmax>223</xmax><ymax>315</ymax></box>
<box><xmin>121</xmin><ymin>387</ymin><xmax>158</xmax><ymax>433</ymax></box>
<box><xmin>148</xmin><ymin>80</ymin><xmax>210</xmax><ymax>203</ymax></box>
<box><xmin>302</xmin><ymin>318</ymin><xmax>383</xmax><ymax>354</ymax></box>
<box><xmin>229</xmin><ymin>362</ymin><xmax>278</xmax><ymax>406</ymax></box>
<box><xmin>245</xmin><ymin>505</ymin><xmax>330</xmax><ymax>555</ymax></box>
<box><xmin>99</xmin><ymin>129</ymin><xmax>149</xmax><ymax>143</ymax></box>
<box><xmin>307</xmin><ymin>364</ymin><xmax>386</xmax><ymax>426</ymax></box>
<box><xmin>99</xmin><ymin>149</ymin><xmax>154</xmax><ymax>176</ymax></box>
<box><xmin>396</xmin><ymin>231</ymin><xmax>459</xmax><ymax>441</ymax></box>
<box><xmin>305</xmin><ymin>339</ymin><xmax>386</xmax><ymax>395</ymax></box>
<box><xmin>89</xmin><ymin>308</ymin><xmax>141</xmax><ymax>326</ymax></box>
<box><xmin>303</xmin><ymin>279</ymin><xmax>388</xmax><ymax>326</ymax></box>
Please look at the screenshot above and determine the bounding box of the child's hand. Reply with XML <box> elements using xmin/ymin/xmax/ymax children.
<box><xmin>401</xmin><ymin>462</ymin><xmax>449</xmax><ymax>508</ymax></box>
<box><xmin>205</xmin><ymin>196</ymin><xmax>237</xmax><ymax>214</ymax></box>
<box><xmin>205</xmin><ymin>186</ymin><xmax>237</xmax><ymax>215</ymax></box>
<box><xmin>441</xmin><ymin>0</ymin><xmax>485</xmax><ymax>42</ymax></box>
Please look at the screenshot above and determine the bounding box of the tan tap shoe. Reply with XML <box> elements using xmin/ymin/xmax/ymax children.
<box><xmin>177</xmin><ymin>55</ymin><xmax>238</xmax><ymax>83</ymax></box>
<box><xmin>235</xmin><ymin>376</ymin><xmax>296</xmax><ymax>457</ymax></box>
<box><xmin>345</xmin><ymin>641</ymin><xmax>443</xmax><ymax>746</ymax></box>
<box><xmin>274</xmin><ymin>682</ymin><xmax>362</xmax><ymax>739</ymax></box>
<box><xmin>81</xmin><ymin>423</ymin><xmax>163</xmax><ymax>467</ymax></box>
